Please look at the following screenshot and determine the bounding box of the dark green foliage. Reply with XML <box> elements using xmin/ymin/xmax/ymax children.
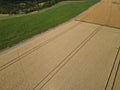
<box><xmin>0</xmin><ymin>1</ymin><xmax>98</xmax><ymax>51</ymax></box>
<box><xmin>0</xmin><ymin>0</ymin><xmax>63</xmax><ymax>14</ymax></box>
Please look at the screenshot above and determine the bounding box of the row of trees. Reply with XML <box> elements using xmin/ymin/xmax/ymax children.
<box><xmin>0</xmin><ymin>0</ymin><xmax>63</xmax><ymax>14</ymax></box>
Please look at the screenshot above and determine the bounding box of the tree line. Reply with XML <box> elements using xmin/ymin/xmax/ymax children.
<box><xmin>0</xmin><ymin>0</ymin><xmax>63</xmax><ymax>14</ymax></box>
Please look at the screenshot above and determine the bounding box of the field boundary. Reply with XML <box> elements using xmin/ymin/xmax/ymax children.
<box><xmin>0</xmin><ymin>21</ymin><xmax>81</xmax><ymax>71</ymax></box>
<box><xmin>75</xmin><ymin>1</ymin><xmax>100</xmax><ymax>20</ymax></box>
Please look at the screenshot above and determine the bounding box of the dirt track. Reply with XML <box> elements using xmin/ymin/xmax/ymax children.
<box><xmin>0</xmin><ymin>0</ymin><xmax>120</xmax><ymax>90</ymax></box>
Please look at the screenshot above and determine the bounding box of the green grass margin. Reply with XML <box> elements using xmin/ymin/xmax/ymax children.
<box><xmin>0</xmin><ymin>0</ymin><xmax>99</xmax><ymax>51</ymax></box>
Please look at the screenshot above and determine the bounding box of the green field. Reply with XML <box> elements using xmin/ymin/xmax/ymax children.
<box><xmin>0</xmin><ymin>1</ymin><xmax>99</xmax><ymax>51</ymax></box>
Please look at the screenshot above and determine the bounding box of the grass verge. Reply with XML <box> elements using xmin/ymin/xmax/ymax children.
<box><xmin>0</xmin><ymin>0</ymin><xmax>99</xmax><ymax>51</ymax></box>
